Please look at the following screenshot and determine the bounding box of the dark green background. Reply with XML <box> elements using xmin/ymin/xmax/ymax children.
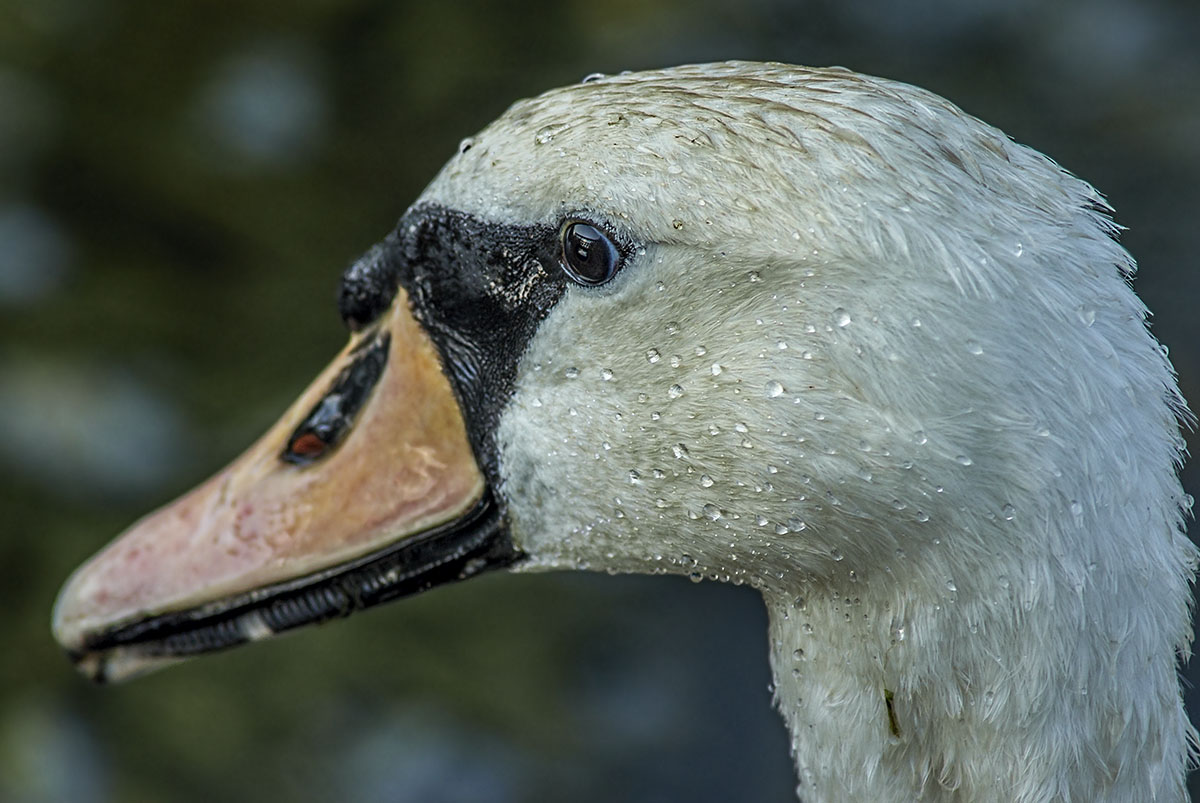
<box><xmin>3</xmin><ymin>1</ymin><xmax>1198</xmax><ymax>800</ymax></box>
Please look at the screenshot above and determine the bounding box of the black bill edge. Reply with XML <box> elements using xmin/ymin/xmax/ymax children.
<box><xmin>70</xmin><ymin>492</ymin><xmax>517</xmax><ymax>683</ymax></box>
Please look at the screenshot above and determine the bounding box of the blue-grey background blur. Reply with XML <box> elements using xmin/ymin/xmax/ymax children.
<box><xmin>2</xmin><ymin>0</ymin><xmax>1197</xmax><ymax>800</ymax></box>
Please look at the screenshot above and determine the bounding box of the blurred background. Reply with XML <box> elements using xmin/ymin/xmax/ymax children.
<box><xmin>2</xmin><ymin>0</ymin><xmax>1198</xmax><ymax>800</ymax></box>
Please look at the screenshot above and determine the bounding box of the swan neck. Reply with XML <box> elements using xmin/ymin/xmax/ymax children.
<box><xmin>762</xmin><ymin>573</ymin><xmax>1192</xmax><ymax>802</ymax></box>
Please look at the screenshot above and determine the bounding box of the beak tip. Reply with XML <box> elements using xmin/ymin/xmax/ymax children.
<box><xmin>69</xmin><ymin>650</ymin><xmax>107</xmax><ymax>684</ymax></box>
<box><xmin>73</xmin><ymin>649</ymin><xmax>184</xmax><ymax>685</ymax></box>
<box><xmin>52</xmin><ymin>574</ymin><xmax>104</xmax><ymax>681</ymax></box>
<box><xmin>50</xmin><ymin>564</ymin><xmax>131</xmax><ymax>683</ymax></box>
<box><xmin>51</xmin><ymin>577</ymin><xmax>85</xmax><ymax>654</ymax></box>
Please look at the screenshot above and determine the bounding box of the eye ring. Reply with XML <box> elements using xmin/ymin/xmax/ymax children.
<box><xmin>559</xmin><ymin>220</ymin><xmax>621</xmax><ymax>286</ymax></box>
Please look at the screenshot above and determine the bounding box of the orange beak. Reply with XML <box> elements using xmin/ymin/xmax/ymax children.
<box><xmin>52</xmin><ymin>290</ymin><xmax>510</xmax><ymax>682</ymax></box>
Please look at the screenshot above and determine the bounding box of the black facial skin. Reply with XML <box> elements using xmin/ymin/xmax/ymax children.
<box><xmin>338</xmin><ymin>242</ymin><xmax>403</xmax><ymax>331</ymax></box>
<box><xmin>335</xmin><ymin>203</ymin><xmax>633</xmax><ymax>484</ymax></box>
<box><xmin>384</xmin><ymin>204</ymin><xmax>567</xmax><ymax>479</ymax></box>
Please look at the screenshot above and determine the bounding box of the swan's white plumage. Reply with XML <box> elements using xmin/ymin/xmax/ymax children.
<box><xmin>415</xmin><ymin>63</ymin><xmax>1194</xmax><ymax>801</ymax></box>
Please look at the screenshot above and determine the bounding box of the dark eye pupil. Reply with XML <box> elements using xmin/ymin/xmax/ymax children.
<box><xmin>562</xmin><ymin>222</ymin><xmax>618</xmax><ymax>285</ymax></box>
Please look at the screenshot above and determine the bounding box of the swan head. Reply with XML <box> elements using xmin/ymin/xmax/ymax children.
<box><xmin>53</xmin><ymin>62</ymin><xmax>1192</xmax><ymax>719</ymax></box>
<box><xmin>414</xmin><ymin>62</ymin><xmax>1191</xmax><ymax>599</ymax></box>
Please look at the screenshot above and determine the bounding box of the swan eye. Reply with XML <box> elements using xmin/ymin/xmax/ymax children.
<box><xmin>559</xmin><ymin>221</ymin><xmax>620</xmax><ymax>286</ymax></box>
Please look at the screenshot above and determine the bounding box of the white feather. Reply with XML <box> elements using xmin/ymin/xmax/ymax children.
<box><xmin>421</xmin><ymin>62</ymin><xmax>1195</xmax><ymax>802</ymax></box>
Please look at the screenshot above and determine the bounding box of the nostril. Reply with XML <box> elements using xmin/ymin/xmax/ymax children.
<box><xmin>287</xmin><ymin>432</ymin><xmax>329</xmax><ymax>460</ymax></box>
<box><xmin>282</xmin><ymin>333</ymin><xmax>391</xmax><ymax>466</ymax></box>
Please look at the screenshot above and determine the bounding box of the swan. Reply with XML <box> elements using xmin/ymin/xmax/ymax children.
<box><xmin>52</xmin><ymin>62</ymin><xmax>1196</xmax><ymax>802</ymax></box>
